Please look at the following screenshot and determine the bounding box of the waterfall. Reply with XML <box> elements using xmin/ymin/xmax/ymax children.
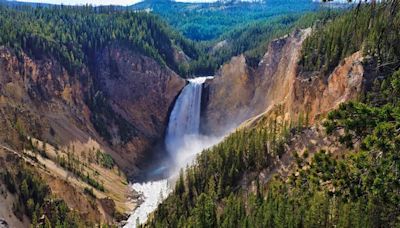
<box><xmin>124</xmin><ymin>76</ymin><xmax>217</xmax><ymax>227</ymax></box>
<box><xmin>165</xmin><ymin>77</ymin><xmax>210</xmax><ymax>159</ymax></box>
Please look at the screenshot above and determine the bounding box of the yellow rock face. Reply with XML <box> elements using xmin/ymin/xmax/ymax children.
<box><xmin>202</xmin><ymin>28</ymin><xmax>364</xmax><ymax>135</ymax></box>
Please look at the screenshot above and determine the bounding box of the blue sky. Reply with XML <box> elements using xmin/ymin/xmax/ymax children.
<box><xmin>14</xmin><ymin>0</ymin><xmax>219</xmax><ymax>6</ymax></box>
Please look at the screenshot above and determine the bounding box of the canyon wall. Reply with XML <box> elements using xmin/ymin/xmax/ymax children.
<box><xmin>202</xmin><ymin>28</ymin><xmax>364</xmax><ymax>135</ymax></box>
<box><xmin>94</xmin><ymin>44</ymin><xmax>185</xmax><ymax>173</ymax></box>
<box><xmin>0</xmin><ymin>45</ymin><xmax>185</xmax><ymax>174</ymax></box>
<box><xmin>0</xmin><ymin>45</ymin><xmax>185</xmax><ymax>222</ymax></box>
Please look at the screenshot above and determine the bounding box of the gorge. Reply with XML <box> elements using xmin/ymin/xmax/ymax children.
<box><xmin>118</xmin><ymin>26</ymin><xmax>366</xmax><ymax>226</ymax></box>
<box><xmin>125</xmin><ymin>76</ymin><xmax>221</xmax><ymax>226</ymax></box>
<box><xmin>0</xmin><ymin>1</ymin><xmax>398</xmax><ymax>227</ymax></box>
<box><xmin>124</xmin><ymin>27</ymin><xmax>365</xmax><ymax>226</ymax></box>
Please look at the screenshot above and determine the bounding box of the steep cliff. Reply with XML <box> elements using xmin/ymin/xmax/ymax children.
<box><xmin>148</xmin><ymin>3</ymin><xmax>400</xmax><ymax>226</ymax></box>
<box><xmin>202</xmin><ymin>28</ymin><xmax>364</xmax><ymax>135</ymax></box>
<box><xmin>0</xmin><ymin>44</ymin><xmax>185</xmax><ymax>223</ymax></box>
<box><xmin>93</xmin><ymin>44</ymin><xmax>185</xmax><ymax>174</ymax></box>
<box><xmin>0</xmin><ymin>44</ymin><xmax>185</xmax><ymax>171</ymax></box>
<box><xmin>201</xmin><ymin>55</ymin><xmax>254</xmax><ymax>135</ymax></box>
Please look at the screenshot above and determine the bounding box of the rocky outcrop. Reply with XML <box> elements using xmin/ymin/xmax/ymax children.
<box><xmin>288</xmin><ymin>51</ymin><xmax>364</xmax><ymax>124</ymax></box>
<box><xmin>95</xmin><ymin>44</ymin><xmax>185</xmax><ymax>173</ymax></box>
<box><xmin>0</xmin><ymin>44</ymin><xmax>185</xmax><ymax>222</ymax></box>
<box><xmin>0</xmin><ymin>46</ymin><xmax>88</xmax><ymax>148</ymax></box>
<box><xmin>0</xmin><ymin>219</ymin><xmax>9</xmax><ymax>228</ymax></box>
<box><xmin>202</xmin><ymin>28</ymin><xmax>365</xmax><ymax>135</ymax></box>
<box><xmin>201</xmin><ymin>55</ymin><xmax>253</xmax><ymax>135</ymax></box>
<box><xmin>0</xmin><ymin>44</ymin><xmax>184</xmax><ymax>173</ymax></box>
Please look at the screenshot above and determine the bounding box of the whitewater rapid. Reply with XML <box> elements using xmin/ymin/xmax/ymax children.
<box><xmin>124</xmin><ymin>76</ymin><xmax>219</xmax><ymax>227</ymax></box>
<box><xmin>124</xmin><ymin>180</ymin><xmax>171</xmax><ymax>226</ymax></box>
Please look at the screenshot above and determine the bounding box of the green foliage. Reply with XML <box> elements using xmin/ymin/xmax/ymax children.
<box><xmin>132</xmin><ymin>0</ymin><xmax>320</xmax><ymax>41</ymax></box>
<box><xmin>0</xmin><ymin>2</ymin><xmax>331</xmax><ymax>77</ymax></box>
<box><xmin>299</xmin><ymin>1</ymin><xmax>400</xmax><ymax>76</ymax></box>
<box><xmin>84</xmin><ymin>172</ymin><xmax>105</xmax><ymax>192</ymax></box>
<box><xmin>149</xmin><ymin>101</ymin><xmax>400</xmax><ymax>227</ymax></box>
<box><xmin>184</xmin><ymin>10</ymin><xmax>339</xmax><ymax>75</ymax></box>
<box><xmin>96</xmin><ymin>150</ymin><xmax>115</xmax><ymax>169</ymax></box>
<box><xmin>147</xmin><ymin>3</ymin><xmax>400</xmax><ymax>226</ymax></box>
<box><xmin>147</xmin><ymin>123</ymin><xmax>290</xmax><ymax>227</ymax></box>
<box><xmin>130</xmin><ymin>0</ymin><xmax>336</xmax><ymax>76</ymax></box>
<box><xmin>0</xmin><ymin>4</ymin><xmax>199</xmax><ymax>76</ymax></box>
<box><xmin>0</xmin><ymin>3</ymin><xmax>213</xmax><ymax>142</ymax></box>
<box><xmin>1</xmin><ymin>162</ymin><xmax>86</xmax><ymax>227</ymax></box>
<box><xmin>5</xmin><ymin>166</ymin><xmax>49</xmax><ymax>218</ymax></box>
<box><xmin>214</xmin><ymin>11</ymin><xmax>339</xmax><ymax>69</ymax></box>
<box><xmin>56</xmin><ymin>150</ymin><xmax>105</xmax><ymax>192</ymax></box>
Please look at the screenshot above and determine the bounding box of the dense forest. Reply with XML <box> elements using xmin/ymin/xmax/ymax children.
<box><xmin>146</xmin><ymin>2</ymin><xmax>400</xmax><ymax>227</ymax></box>
<box><xmin>129</xmin><ymin>0</ymin><xmax>332</xmax><ymax>74</ymax></box>
<box><xmin>0</xmin><ymin>4</ymin><xmax>200</xmax><ymax>76</ymax></box>
<box><xmin>0</xmin><ymin>2</ymin><xmax>343</xmax><ymax>77</ymax></box>
<box><xmin>299</xmin><ymin>0</ymin><xmax>400</xmax><ymax>77</ymax></box>
<box><xmin>177</xmin><ymin>9</ymin><xmax>342</xmax><ymax>76</ymax></box>
<box><xmin>198</xmin><ymin>10</ymin><xmax>340</xmax><ymax>71</ymax></box>
<box><xmin>131</xmin><ymin>0</ymin><xmax>320</xmax><ymax>41</ymax></box>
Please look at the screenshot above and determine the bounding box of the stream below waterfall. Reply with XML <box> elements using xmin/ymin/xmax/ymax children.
<box><xmin>124</xmin><ymin>76</ymin><xmax>222</xmax><ymax>227</ymax></box>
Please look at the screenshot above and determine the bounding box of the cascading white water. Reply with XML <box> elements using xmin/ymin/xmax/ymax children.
<box><xmin>165</xmin><ymin>78</ymin><xmax>204</xmax><ymax>155</ymax></box>
<box><xmin>124</xmin><ymin>76</ymin><xmax>219</xmax><ymax>227</ymax></box>
<box><xmin>165</xmin><ymin>77</ymin><xmax>214</xmax><ymax>168</ymax></box>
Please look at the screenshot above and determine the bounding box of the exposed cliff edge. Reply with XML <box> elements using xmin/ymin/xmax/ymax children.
<box><xmin>202</xmin><ymin>28</ymin><xmax>364</xmax><ymax>135</ymax></box>
<box><xmin>0</xmin><ymin>44</ymin><xmax>185</xmax><ymax>223</ymax></box>
<box><xmin>94</xmin><ymin>44</ymin><xmax>185</xmax><ymax>174</ymax></box>
<box><xmin>0</xmin><ymin>43</ymin><xmax>185</xmax><ymax>171</ymax></box>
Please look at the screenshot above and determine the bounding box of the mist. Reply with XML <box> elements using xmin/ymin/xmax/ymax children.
<box><xmin>124</xmin><ymin>76</ymin><xmax>227</xmax><ymax>226</ymax></box>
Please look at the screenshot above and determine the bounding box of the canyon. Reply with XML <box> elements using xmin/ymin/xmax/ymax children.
<box><xmin>0</xmin><ymin>27</ymin><xmax>367</xmax><ymax>226</ymax></box>
<box><xmin>0</xmin><ymin>1</ymin><xmax>398</xmax><ymax>227</ymax></box>
<box><xmin>0</xmin><ymin>19</ymin><xmax>368</xmax><ymax>228</ymax></box>
<box><xmin>124</xmin><ymin>28</ymin><xmax>368</xmax><ymax>225</ymax></box>
<box><xmin>0</xmin><ymin>43</ymin><xmax>185</xmax><ymax>225</ymax></box>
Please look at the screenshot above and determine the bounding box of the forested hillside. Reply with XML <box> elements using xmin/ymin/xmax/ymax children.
<box><xmin>0</xmin><ymin>1</ymin><xmax>346</xmax><ymax>77</ymax></box>
<box><xmin>198</xmin><ymin>10</ymin><xmax>339</xmax><ymax>72</ymax></box>
<box><xmin>147</xmin><ymin>2</ymin><xmax>400</xmax><ymax>227</ymax></box>
<box><xmin>179</xmin><ymin>10</ymin><xmax>342</xmax><ymax>76</ymax></box>
<box><xmin>0</xmin><ymin>4</ymin><xmax>193</xmax><ymax>226</ymax></box>
<box><xmin>0</xmin><ymin>4</ymin><xmax>199</xmax><ymax>75</ymax></box>
<box><xmin>129</xmin><ymin>0</ymin><xmax>331</xmax><ymax>75</ymax></box>
<box><xmin>131</xmin><ymin>0</ymin><xmax>320</xmax><ymax>41</ymax></box>
<box><xmin>299</xmin><ymin>1</ymin><xmax>400</xmax><ymax>76</ymax></box>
